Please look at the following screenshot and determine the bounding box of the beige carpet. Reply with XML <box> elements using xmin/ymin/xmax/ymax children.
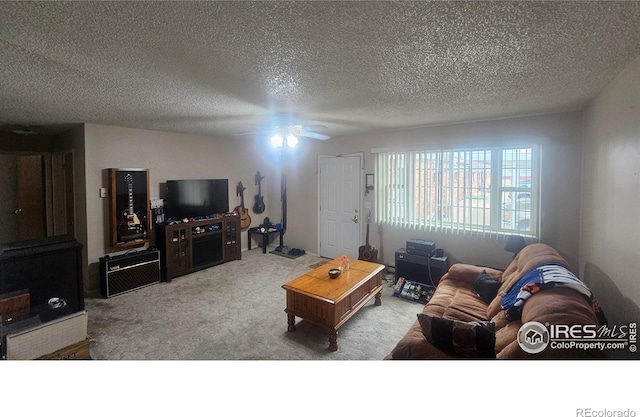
<box><xmin>85</xmin><ymin>248</ymin><xmax>424</xmax><ymax>360</ymax></box>
<box><xmin>309</xmin><ymin>259</ymin><xmax>330</xmax><ymax>269</ymax></box>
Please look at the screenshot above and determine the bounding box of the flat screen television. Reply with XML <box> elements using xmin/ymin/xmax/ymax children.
<box><xmin>165</xmin><ymin>179</ymin><xmax>229</xmax><ymax>219</ymax></box>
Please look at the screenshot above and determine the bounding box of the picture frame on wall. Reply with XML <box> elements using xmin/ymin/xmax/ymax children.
<box><xmin>108</xmin><ymin>168</ymin><xmax>151</xmax><ymax>248</ymax></box>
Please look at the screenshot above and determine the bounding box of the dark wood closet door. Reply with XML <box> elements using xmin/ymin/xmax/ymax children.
<box><xmin>16</xmin><ymin>155</ymin><xmax>46</xmax><ymax>241</ymax></box>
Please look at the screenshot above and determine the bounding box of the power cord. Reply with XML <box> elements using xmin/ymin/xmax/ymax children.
<box><xmin>427</xmin><ymin>255</ymin><xmax>436</xmax><ymax>287</ymax></box>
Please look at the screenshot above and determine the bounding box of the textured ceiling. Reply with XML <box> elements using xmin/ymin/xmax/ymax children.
<box><xmin>1</xmin><ymin>1</ymin><xmax>640</xmax><ymax>139</ymax></box>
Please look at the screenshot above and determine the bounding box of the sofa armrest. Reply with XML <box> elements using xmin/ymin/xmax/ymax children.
<box><xmin>442</xmin><ymin>263</ymin><xmax>503</xmax><ymax>286</ymax></box>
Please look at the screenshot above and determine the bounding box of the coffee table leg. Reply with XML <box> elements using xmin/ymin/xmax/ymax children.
<box><xmin>287</xmin><ymin>313</ymin><xmax>296</xmax><ymax>332</ymax></box>
<box><xmin>375</xmin><ymin>291</ymin><xmax>382</xmax><ymax>306</ymax></box>
<box><xmin>328</xmin><ymin>329</ymin><xmax>338</xmax><ymax>351</ymax></box>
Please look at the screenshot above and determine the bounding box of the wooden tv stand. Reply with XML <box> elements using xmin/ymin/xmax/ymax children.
<box><xmin>156</xmin><ymin>215</ymin><xmax>241</xmax><ymax>282</ymax></box>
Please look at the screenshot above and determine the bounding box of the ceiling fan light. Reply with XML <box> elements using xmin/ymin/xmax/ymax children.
<box><xmin>286</xmin><ymin>134</ymin><xmax>298</xmax><ymax>147</ymax></box>
<box><xmin>270</xmin><ymin>133</ymin><xmax>284</xmax><ymax>147</ymax></box>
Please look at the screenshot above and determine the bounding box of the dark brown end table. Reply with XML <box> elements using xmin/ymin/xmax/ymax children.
<box><xmin>248</xmin><ymin>227</ymin><xmax>284</xmax><ymax>253</ymax></box>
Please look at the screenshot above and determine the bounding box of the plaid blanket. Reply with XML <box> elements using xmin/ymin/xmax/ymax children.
<box><xmin>501</xmin><ymin>264</ymin><xmax>607</xmax><ymax>325</ymax></box>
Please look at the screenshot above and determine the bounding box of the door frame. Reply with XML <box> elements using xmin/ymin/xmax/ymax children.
<box><xmin>317</xmin><ymin>152</ymin><xmax>364</xmax><ymax>258</ymax></box>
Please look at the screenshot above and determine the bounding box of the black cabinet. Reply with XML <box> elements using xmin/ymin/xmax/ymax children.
<box><xmin>99</xmin><ymin>249</ymin><xmax>160</xmax><ymax>298</ymax></box>
<box><xmin>394</xmin><ymin>248</ymin><xmax>448</xmax><ymax>287</ymax></box>
<box><xmin>0</xmin><ymin>235</ymin><xmax>84</xmax><ymax>313</ymax></box>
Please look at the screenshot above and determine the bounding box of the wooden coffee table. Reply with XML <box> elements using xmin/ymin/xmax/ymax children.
<box><xmin>282</xmin><ymin>258</ymin><xmax>385</xmax><ymax>351</ymax></box>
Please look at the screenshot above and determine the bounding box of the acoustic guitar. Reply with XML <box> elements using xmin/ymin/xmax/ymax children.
<box><xmin>358</xmin><ymin>211</ymin><xmax>378</xmax><ymax>262</ymax></box>
<box><xmin>234</xmin><ymin>181</ymin><xmax>251</xmax><ymax>229</ymax></box>
<box><xmin>118</xmin><ymin>173</ymin><xmax>147</xmax><ymax>242</ymax></box>
<box><xmin>253</xmin><ymin>171</ymin><xmax>266</xmax><ymax>214</ymax></box>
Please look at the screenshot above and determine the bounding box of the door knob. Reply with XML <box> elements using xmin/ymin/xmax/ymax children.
<box><xmin>352</xmin><ymin>209</ymin><xmax>359</xmax><ymax>224</ymax></box>
<box><xmin>14</xmin><ymin>208</ymin><xmax>22</xmax><ymax>214</ymax></box>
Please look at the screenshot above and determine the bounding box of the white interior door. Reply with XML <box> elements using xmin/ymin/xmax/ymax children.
<box><xmin>318</xmin><ymin>155</ymin><xmax>362</xmax><ymax>259</ymax></box>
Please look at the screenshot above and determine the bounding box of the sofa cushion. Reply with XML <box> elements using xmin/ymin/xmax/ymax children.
<box><xmin>387</xmin><ymin>277</ymin><xmax>492</xmax><ymax>359</ymax></box>
<box><xmin>442</xmin><ymin>263</ymin><xmax>502</xmax><ymax>286</ymax></box>
<box><xmin>417</xmin><ymin>314</ymin><xmax>496</xmax><ymax>358</ymax></box>
<box><xmin>424</xmin><ymin>278</ymin><xmax>490</xmax><ymax>322</ymax></box>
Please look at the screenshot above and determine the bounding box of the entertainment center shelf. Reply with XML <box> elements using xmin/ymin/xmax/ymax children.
<box><xmin>156</xmin><ymin>215</ymin><xmax>241</xmax><ymax>282</ymax></box>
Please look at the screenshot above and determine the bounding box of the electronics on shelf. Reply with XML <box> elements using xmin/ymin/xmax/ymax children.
<box><xmin>405</xmin><ymin>239</ymin><xmax>436</xmax><ymax>257</ymax></box>
<box><xmin>395</xmin><ymin>247</ymin><xmax>449</xmax><ymax>287</ymax></box>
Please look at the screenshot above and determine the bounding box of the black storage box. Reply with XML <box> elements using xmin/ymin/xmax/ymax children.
<box><xmin>100</xmin><ymin>248</ymin><xmax>160</xmax><ymax>298</ymax></box>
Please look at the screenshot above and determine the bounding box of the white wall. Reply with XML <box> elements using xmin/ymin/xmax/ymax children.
<box><xmin>281</xmin><ymin>112</ymin><xmax>584</xmax><ymax>271</ymax></box>
<box><xmin>82</xmin><ymin>124</ymin><xmax>284</xmax><ymax>293</ymax></box>
<box><xmin>580</xmin><ymin>55</ymin><xmax>640</xmax><ymax>338</ymax></box>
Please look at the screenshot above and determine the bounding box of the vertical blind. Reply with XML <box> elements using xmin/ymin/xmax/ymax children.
<box><xmin>374</xmin><ymin>146</ymin><xmax>537</xmax><ymax>238</ymax></box>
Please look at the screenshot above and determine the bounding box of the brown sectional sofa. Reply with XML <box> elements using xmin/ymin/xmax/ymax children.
<box><xmin>386</xmin><ymin>243</ymin><xmax>607</xmax><ymax>359</ymax></box>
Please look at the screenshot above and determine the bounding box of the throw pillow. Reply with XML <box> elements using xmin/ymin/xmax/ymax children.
<box><xmin>474</xmin><ymin>270</ymin><xmax>501</xmax><ymax>304</ymax></box>
<box><xmin>417</xmin><ymin>314</ymin><xmax>496</xmax><ymax>358</ymax></box>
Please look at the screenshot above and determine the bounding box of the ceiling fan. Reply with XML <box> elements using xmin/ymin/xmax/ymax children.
<box><xmin>287</xmin><ymin>124</ymin><xmax>331</xmax><ymax>141</ymax></box>
<box><xmin>8</xmin><ymin>125</ymin><xmax>39</xmax><ymax>136</ymax></box>
<box><xmin>234</xmin><ymin>113</ymin><xmax>332</xmax><ymax>143</ymax></box>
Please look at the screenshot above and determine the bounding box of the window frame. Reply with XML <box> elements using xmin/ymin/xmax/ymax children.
<box><xmin>374</xmin><ymin>144</ymin><xmax>540</xmax><ymax>238</ymax></box>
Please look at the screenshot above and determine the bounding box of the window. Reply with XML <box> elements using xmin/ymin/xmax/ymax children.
<box><xmin>374</xmin><ymin>145</ymin><xmax>539</xmax><ymax>237</ymax></box>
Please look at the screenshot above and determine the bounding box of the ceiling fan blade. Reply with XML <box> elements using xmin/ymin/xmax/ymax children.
<box><xmin>299</xmin><ymin>131</ymin><xmax>331</xmax><ymax>140</ymax></box>
<box><xmin>8</xmin><ymin>125</ymin><xmax>39</xmax><ymax>135</ymax></box>
<box><xmin>235</xmin><ymin>119</ymin><xmax>331</xmax><ymax>140</ymax></box>
<box><xmin>302</xmin><ymin>124</ymin><xmax>328</xmax><ymax>131</ymax></box>
<box><xmin>233</xmin><ymin>131</ymin><xmax>264</xmax><ymax>136</ymax></box>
